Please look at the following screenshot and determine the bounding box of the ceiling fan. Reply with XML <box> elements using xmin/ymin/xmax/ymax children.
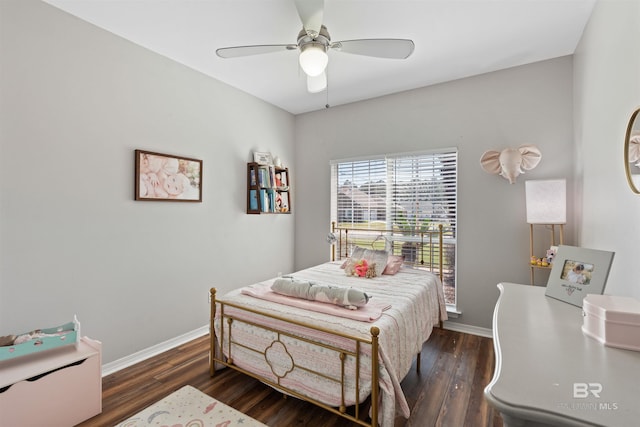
<box><xmin>215</xmin><ymin>0</ymin><xmax>415</xmax><ymax>93</ymax></box>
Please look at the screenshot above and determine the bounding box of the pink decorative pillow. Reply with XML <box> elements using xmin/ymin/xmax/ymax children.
<box><xmin>383</xmin><ymin>255</ymin><xmax>405</xmax><ymax>275</ymax></box>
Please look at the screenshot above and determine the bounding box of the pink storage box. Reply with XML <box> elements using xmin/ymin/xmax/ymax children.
<box><xmin>582</xmin><ymin>294</ymin><xmax>640</xmax><ymax>352</ymax></box>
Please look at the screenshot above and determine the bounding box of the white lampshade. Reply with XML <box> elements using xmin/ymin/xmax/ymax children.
<box><xmin>307</xmin><ymin>72</ymin><xmax>327</xmax><ymax>93</ymax></box>
<box><xmin>525</xmin><ymin>179</ymin><xmax>567</xmax><ymax>224</ymax></box>
<box><xmin>299</xmin><ymin>44</ymin><xmax>328</xmax><ymax>77</ymax></box>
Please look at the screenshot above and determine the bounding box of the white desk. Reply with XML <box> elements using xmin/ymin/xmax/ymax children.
<box><xmin>484</xmin><ymin>283</ymin><xmax>640</xmax><ymax>427</ymax></box>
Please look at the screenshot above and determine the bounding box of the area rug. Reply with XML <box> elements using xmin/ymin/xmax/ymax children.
<box><xmin>115</xmin><ymin>385</ymin><xmax>267</xmax><ymax>427</ymax></box>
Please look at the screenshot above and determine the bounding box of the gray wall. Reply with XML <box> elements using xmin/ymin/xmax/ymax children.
<box><xmin>0</xmin><ymin>0</ymin><xmax>295</xmax><ymax>364</ymax></box>
<box><xmin>573</xmin><ymin>0</ymin><xmax>640</xmax><ymax>300</ymax></box>
<box><xmin>294</xmin><ymin>57</ymin><xmax>576</xmax><ymax>330</ymax></box>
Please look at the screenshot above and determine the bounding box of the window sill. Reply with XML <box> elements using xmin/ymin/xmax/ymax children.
<box><xmin>446</xmin><ymin>306</ymin><xmax>461</xmax><ymax>318</ymax></box>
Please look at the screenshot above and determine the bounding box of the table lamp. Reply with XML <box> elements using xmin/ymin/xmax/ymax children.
<box><xmin>525</xmin><ymin>179</ymin><xmax>566</xmax><ymax>224</ymax></box>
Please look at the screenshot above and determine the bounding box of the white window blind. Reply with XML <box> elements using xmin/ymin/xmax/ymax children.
<box><xmin>389</xmin><ymin>151</ymin><xmax>457</xmax><ymax>233</ymax></box>
<box><xmin>330</xmin><ymin>149</ymin><xmax>457</xmax><ymax>305</ymax></box>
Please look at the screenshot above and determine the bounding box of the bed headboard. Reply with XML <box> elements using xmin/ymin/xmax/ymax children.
<box><xmin>330</xmin><ymin>222</ymin><xmax>444</xmax><ymax>280</ymax></box>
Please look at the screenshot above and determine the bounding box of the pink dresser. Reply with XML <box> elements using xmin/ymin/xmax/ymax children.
<box><xmin>0</xmin><ymin>337</ymin><xmax>102</xmax><ymax>427</ymax></box>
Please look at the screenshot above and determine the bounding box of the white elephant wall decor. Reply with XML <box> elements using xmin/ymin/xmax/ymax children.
<box><xmin>480</xmin><ymin>145</ymin><xmax>542</xmax><ymax>184</ymax></box>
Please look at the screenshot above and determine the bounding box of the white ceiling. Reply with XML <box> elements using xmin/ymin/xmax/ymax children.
<box><xmin>43</xmin><ymin>0</ymin><xmax>596</xmax><ymax>115</ymax></box>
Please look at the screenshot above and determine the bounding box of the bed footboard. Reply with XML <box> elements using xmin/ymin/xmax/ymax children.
<box><xmin>209</xmin><ymin>288</ymin><xmax>380</xmax><ymax>427</ymax></box>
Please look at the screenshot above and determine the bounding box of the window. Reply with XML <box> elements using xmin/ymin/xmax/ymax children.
<box><xmin>330</xmin><ymin>149</ymin><xmax>457</xmax><ymax>306</ymax></box>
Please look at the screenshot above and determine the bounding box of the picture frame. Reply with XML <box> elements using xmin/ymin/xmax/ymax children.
<box><xmin>135</xmin><ymin>149</ymin><xmax>202</xmax><ymax>202</ymax></box>
<box><xmin>545</xmin><ymin>245</ymin><xmax>615</xmax><ymax>307</ymax></box>
<box><xmin>253</xmin><ymin>151</ymin><xmax>273</xmax><ymax>165</ymax></box>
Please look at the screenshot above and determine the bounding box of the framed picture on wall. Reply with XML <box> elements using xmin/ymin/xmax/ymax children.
<box><xmin>134</xmin><ymin>149</ymin><xmax>202</xmax><ymax>202</ymax></box>
<box><xmin>253</xmin><ymin>151</ymin><xmax>273</xmax><ymax>165</ymax></box>
<box><xmin>545</xmin><ymin>245</ymin><xmax>615</xmax><ymax>307</ymax></box>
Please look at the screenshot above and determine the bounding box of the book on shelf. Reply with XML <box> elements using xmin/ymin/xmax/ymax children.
<box><xmin>268</xmin><ymin>165</ymin><xmax>276</xmax><ymax>190</ymax></box>
<box><xmin>257</xmin><ymin>168</ymin><xmax>264</xmax><ymax>187</ymax></box>
<box><xmin>250</xmin><ymin>168</ymin><xmax>257</xmax><ymax>186</ymax></box>
<box><xmin>259</xmin><ymin>189</ymin><xmax>267</xmax><ymax>212</ymax></box>
<box><xmin>279</xmin><ymin>191</ymin><xmax>290</xmax><ymax>213</ymax></box>
<box><xmin>271</xmin><ymin>189</ymin><xmax>276</xmax><ymax>212</ymax></box>
<box><xmin>249</xmin><ymin>189</ymin><xmax>258</xmax><ymax>211</ymax></box>
<box><xmin>274</xmin><ymin>170</ymin><xmax>286</xmax><ymax>188</ymax></box>
<box><xmin>258</xmin><ymin>166</ymin><xmax>271</xmax><ymax>188</ymax></box>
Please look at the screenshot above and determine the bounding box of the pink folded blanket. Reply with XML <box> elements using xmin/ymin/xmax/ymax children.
<box><xmin>241</xmin><ymin>283</ymin><xmax>391</xmax><ymax>322</ymax></box>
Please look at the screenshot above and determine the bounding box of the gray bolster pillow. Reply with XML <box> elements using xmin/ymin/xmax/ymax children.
<box><xmin>271</xmin><ymin>278</ymin><xmax>369</xmax><ymax>309</ymax></box>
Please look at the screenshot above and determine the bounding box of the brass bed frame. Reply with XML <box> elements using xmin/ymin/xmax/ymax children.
<box><xmin>209</xmin><ymin>224</ymin><xmax>444</xmax><ymax>427</ymax></box>
<box><xmin>330</xmin><ymin>222</ymin><xmax>444</xmax><ymax>279</ymax></box>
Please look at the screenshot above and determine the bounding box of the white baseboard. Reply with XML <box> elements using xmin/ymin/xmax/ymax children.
<box><xmin>443</xmin><ymin>320</ymin><xmax>493</xmax><ymax>338</ymax></box>
<box><xmin>102</xmin><ymin>324</ymin><xmax>209</xmax><ymax>377</ymax></box>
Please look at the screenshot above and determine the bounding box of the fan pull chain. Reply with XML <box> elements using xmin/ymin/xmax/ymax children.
<box><xmin>325</xmin><ymin>68</ymin><xmax>330</xmax><ymax>109</ymax></box>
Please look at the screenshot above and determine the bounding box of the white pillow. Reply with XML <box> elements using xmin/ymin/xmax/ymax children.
<box><xmin>350</xmin><ymin>246</ymin><xmax>367</xmax><ymax>259</ymax></box>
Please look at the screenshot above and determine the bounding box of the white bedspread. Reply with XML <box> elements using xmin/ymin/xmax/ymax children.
<box><xmin>214</xmin><ymin>261</ymin><xmax>447</xmax><ymax>426</ymax></box>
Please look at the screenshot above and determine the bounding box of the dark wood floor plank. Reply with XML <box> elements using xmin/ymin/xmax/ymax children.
<box><xmin>77</xmin><ymin>330</ymin><xmax>502</xmax><ymax>427</ymax></box>
<box><xmin>400</xmin><ymin>327</ymin><xmax>449</xmax><ymax>409</ymax></box>
<box><xmin>244</xmin><ymin>389</ymin><xmax>291</xmax><ymax>423</ymax></box>
<box><xmin>463</xmin><ymin>335</ymin><xmax>498</xmax><ymax>426</ymax></box>
<box><xmin>406</xmin><ymin>330</ymin><xmax>463</xmax><ymax>426</ymax></box>
<box><xmin>436</xmin><ymin>333</ymin><xmax>480</xmax><ymax>426</ymax></box>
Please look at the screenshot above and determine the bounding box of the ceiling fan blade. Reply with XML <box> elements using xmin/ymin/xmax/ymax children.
<box><xmin>294</xmin><ymin>0</ymin><xmax>324</xmax><ymax>38</ymax></box>
<box><xmin>216</xmin><ymin>44</ymin><xmax>297</xmax><ymax>58</ymax></box>
<box><xmin>331</xmin><ymin>39</ymin><xmax>415</xmax><ymax>59</ymax></box>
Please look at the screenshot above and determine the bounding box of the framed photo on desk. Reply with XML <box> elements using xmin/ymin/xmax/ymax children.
<box><xmin>545</xmin><ymin>245</ymin><xmax>615</xmax><ymax>307</ymax></box>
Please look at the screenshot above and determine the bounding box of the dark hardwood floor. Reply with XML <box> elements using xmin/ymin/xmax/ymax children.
<box><xmin>78</xmin><ymin>328</ymin><xmax>503</xmax><ymax>427</ymax></box>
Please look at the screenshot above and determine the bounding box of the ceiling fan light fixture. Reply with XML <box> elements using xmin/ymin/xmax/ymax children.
<box><xmin>307</xmin><ymin>72</ymin><xmax>327</xmax><ymax>93</ymax></box>
<box><xmin>299</xmin><ymin>43</ymin><xmax>328</xmax><ymax>77</ymax></box>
